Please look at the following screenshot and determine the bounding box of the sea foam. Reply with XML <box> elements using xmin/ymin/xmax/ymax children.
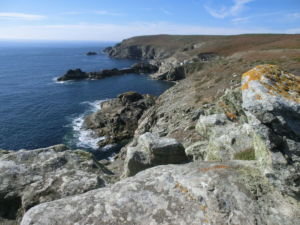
<box><xmin>70</xmin><ymin>99</ymin><xmax>107</xmax><ymax>150</ymax></box>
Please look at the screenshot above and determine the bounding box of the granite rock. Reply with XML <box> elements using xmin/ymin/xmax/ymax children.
<box><xmin>0</xmin><ymin>145</ymin><xmax>111</xmax><ymax>224</ymax></box>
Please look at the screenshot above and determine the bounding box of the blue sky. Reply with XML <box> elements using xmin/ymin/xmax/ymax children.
<box><xmin>0</xmin><ymin>0</ymin><xmax>299</xmax><ymax>41</ymax></box>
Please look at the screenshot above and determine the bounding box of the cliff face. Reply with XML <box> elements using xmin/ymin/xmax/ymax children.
<box><xmin>104</xmin><ymin>43</ymin><xmax>171</xmax><ymax>60</ymax></box>
<box><xmin>105</xmin><ymin>34</ymin><xmax>300</xmax><ymax>81</ymax></box>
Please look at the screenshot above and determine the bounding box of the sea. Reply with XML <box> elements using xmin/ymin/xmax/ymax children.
<box><xmin>0</xmin><ymin>41</ymin><xmax>173</xmax><ymax>157</ymax></box>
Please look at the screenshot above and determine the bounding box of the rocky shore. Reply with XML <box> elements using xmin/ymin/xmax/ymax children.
<box><xmin>1</xmin><ymin>34</ymin><xmax>300</xmax><ymax>225</ymax></box>
<box><xmin>84</xmin><ymin>92</ymin><xmax>157</xmax><ymax>147</ymax></box>
<box><xmin>57</xmin><ymin>62</ymin><xmax>158</xmax><ymax>81</ymax></box>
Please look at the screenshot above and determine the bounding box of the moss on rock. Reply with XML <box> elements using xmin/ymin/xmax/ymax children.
<box><xmin>234</xmin><ymin>148</ymin><xmax>255</xmax><ymax>160</ymax></box>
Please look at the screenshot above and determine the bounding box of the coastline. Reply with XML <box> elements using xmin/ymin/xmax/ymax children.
<box><xmin>1</xmin><ymin>34</ymin><xmax>300</xmax><ymax>225</ymax></box>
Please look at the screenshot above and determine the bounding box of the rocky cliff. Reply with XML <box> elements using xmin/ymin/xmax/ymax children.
<box><xmin>1</xmin><ymin>34</ymin><xmax>300</xmax><ymax>225</ymax></box>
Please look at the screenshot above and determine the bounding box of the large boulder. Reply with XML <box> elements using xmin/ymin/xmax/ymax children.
<box><xmin>124</xmin><ymin>132</ymin><xmax>188</xmax><ymax>177</ymax></box>
<box><xmin>21</xmin><ymin>161</ymin><xmax>300</xmax><ymax>225</ymax></box>
<box><xmin>84</xmin><ymin>92</ymin><xmax>156</xmax><ymax>147</ymax></box>
<box><xmin>0</xmin><ymin>145</ymin><xmax>112</xmax><ymax>224</ymax></box>
<box><xmin>241</xmin><ymin>64</ymin><xmax>300</xmax><ymax>198</ymax></box>
<box><xmin>190</xmin><ymin>65</ymin><xmax>300</xmax><ymax>199</ymax></box>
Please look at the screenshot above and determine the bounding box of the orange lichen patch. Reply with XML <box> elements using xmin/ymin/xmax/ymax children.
<box><xmin>242</xmin><ymin>64</ymin><xmax>300</xmax><ymax>103</ymax></box>
<box><xmin>175</xmin><ymin>182</ymin><xmax>189</xmax><ymax>193</ymax></box>
<box><xmin>200</xmin><ymin>164</ymin><xmax>230</xmax><ymax>172</ymax></box>
<box><xmin>255</xmin><ymin>94</ymin><xmax>262</xmax><ymax>100</ymax></box>
<box><xmin>225</xmin><ymin>112</ymin><xmax>237</xmax><ymax>120</ymax></box>
<box><xmin>218</xmin><ymin>101</ymin><xmax>238</xmax><ymax>121</ymax></box>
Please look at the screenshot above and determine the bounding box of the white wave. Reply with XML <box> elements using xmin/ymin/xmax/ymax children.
<box><xmin>71</xmin><ymin>115</ymin><xmax>105</xmax><ymax>150</ymax></box>
<box><xmin>70</xmin><ymin>99</ymin><xmax>108</xmax><ymax>150</ymax></box>
<box><xmin>52</xmin><ymin>77</ymin><xmax>71</xmax><ymax>84</ymax></box>
<box><xmin>81</xmin><ymin>99</ymin><xmax>106</xmax><ymax>112</ymax></box>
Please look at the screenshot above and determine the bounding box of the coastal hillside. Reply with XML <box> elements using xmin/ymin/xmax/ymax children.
<box><xmin>1</xmin><ymin>34</ymin><xmax>300</xmax><ymax>225</ymax></box>
<box><xmin>105</xmin><ymin>34</ymin><xmax>300</xmax><ymax>60</ymax></box>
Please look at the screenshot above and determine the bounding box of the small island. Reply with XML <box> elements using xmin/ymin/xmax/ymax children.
<box><xmin>86</xmin><ymin>51</ymin><xmax>97</xmax><ymax>56</ymax></box>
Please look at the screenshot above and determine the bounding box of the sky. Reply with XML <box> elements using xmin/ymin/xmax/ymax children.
<box><xmin>0</xmin><ymin>0</ymin><xmax>299</xmax><ymax>41</ymax></box>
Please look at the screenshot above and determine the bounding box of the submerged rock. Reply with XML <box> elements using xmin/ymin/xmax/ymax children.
<box><xmin>86</xmin><ymin>51</ymin><xmax>97</xmax><ymax>56</ymax></box>
<box><xmin>84</xmin><ymin>92</ymin><xmax>156</xmax><ymax>147</ymax></box>
<box><xmin>21</xmin><ymin>161</ymin><xmax>300</xmax><ymax>225</ymax></box>
<box><xmin>0</xmin><ymin>145</ymin><xmax>112</xmax><ymax>224</ymax></box>
<box><xmin>124</xmin><ymin>132</ymin><xmax>188</xmax><ymax>177</ymax></box>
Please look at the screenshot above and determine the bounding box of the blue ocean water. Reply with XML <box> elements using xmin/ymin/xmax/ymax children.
<box><xmin>0</xmin><ymin>41</ymin><xmax>173</xmax><ymax>152</ymax></box>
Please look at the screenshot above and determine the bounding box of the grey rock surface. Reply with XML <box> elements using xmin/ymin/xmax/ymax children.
<box><xmin>0</xmin><ymin>145</ymin><xmax>111</xmax><ymax>224</ymax></box>
<box><xmin>123</xmin><ymin>132</ymin><xmax>188</xmax><ymax>177</ymax></box>
<box><xmin>241</xmin><ymin>65</ymin><xmax>300</xmax><ymax>199</ymax></box>
<box><xmin>21</xmin><ymin>161</ymin><xmax>300</xmax><ymax>225</ymax></box>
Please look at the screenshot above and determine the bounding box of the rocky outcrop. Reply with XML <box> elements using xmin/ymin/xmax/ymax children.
<box><xmin>84</xmin><ymin>92</ymin><xmax>156</xmax><ymax>147</ymax></box>
<box><xmin>57</xmin><ymin>62</ymin><xmax>158</xmax><ymax>81</ymax></box>
<box><xmin>0</xmin><ymin>145</ymin><xmax>113</xmax><ymax>224</ymax></box>
<box><xmin>187</xmin><ymin>65</ymin><xmax>300</xmax><ymax>199</ymax></box>
<box><xmin>151</xmin><ymin>65</ymin><xmax>186</xmax><ymax>81</ymax></box>
<box><xmin>21</xmin><ymin>161</ymin><xmax>300</xmax><ymax>225</ymax></box>
<box><xmin>241</xmin><ymin>65</ymin><xmax>300</xmax><ymax>198</ymax></box>
<box><xmin>123</xmin><ymin>132</ymin><xmax>188</xmax><ymax>177</ymax></box>
<box><xmin>57</xmin><ymin>68</ymin><xmax>87</xmax><ymax>81</ymax></box>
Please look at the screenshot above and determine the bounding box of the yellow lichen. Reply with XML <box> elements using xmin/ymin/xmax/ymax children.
<box><xmin>241</xmin><ymin>64</ymin><xmax>300</xmax><ymax>103</ymax></box>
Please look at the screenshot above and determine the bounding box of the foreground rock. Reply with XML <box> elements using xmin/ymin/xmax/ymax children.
<box><xmin>0</xmin><ymin>145</ymin><xmax>112</xmax><ymax>224</ymax></box>
<box><xmin>21</xmin><ymin>161</ymin><xmax>300</xmax><ymax>225</ymax></box>
<box><xmin>57</xmin><ymin>62</ymin><xmax>158</xmax><ymax>81</ymax></box>
<box><xmin>124</xmin><ymin>132</ymin><xmax>188</xmax><ymax>177</ymax></box>
<box><xmin>84</xmin><ymin>92</ymin><xmax>156</xmax><ymax>147</ymax></box>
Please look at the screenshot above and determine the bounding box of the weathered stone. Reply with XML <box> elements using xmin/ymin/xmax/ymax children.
<box><xmin>185</xmin><ymin>141</ymin><xmax>208</xmax><ymax>160</ymax></box>
<box><xmin>195</xmin><ymin>113</ymin><xmax>254</xmax><ymax>161</ymax></box>
<box><xmin>151</xmin><ymin>65</ymin><xmax>185</xmax><ymax>81</ymax></box>
<box><xmin>0</xmin><ymin>145</ymin><xmax>111</xmax><ymax>224</ymax></box>
<box><xmin>21</xmin><ymin>161</ymin><xmax>300</xmax><ymax>225</ymax></box>
<box><xmin>241</xmin><ymin>64</ymin><xmax>300</xmax><ymax>198</ymax></box>
<box><xmin>123</xmin><ymin>132</ymin><xmax>188</xmax><ymax>177</ymax></box>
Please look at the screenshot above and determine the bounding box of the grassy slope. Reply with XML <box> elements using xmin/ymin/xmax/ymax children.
<box><xmin>121</xmin><ymin>34</ymin><xmax>300</xmax><ymax>56</ymax></box>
